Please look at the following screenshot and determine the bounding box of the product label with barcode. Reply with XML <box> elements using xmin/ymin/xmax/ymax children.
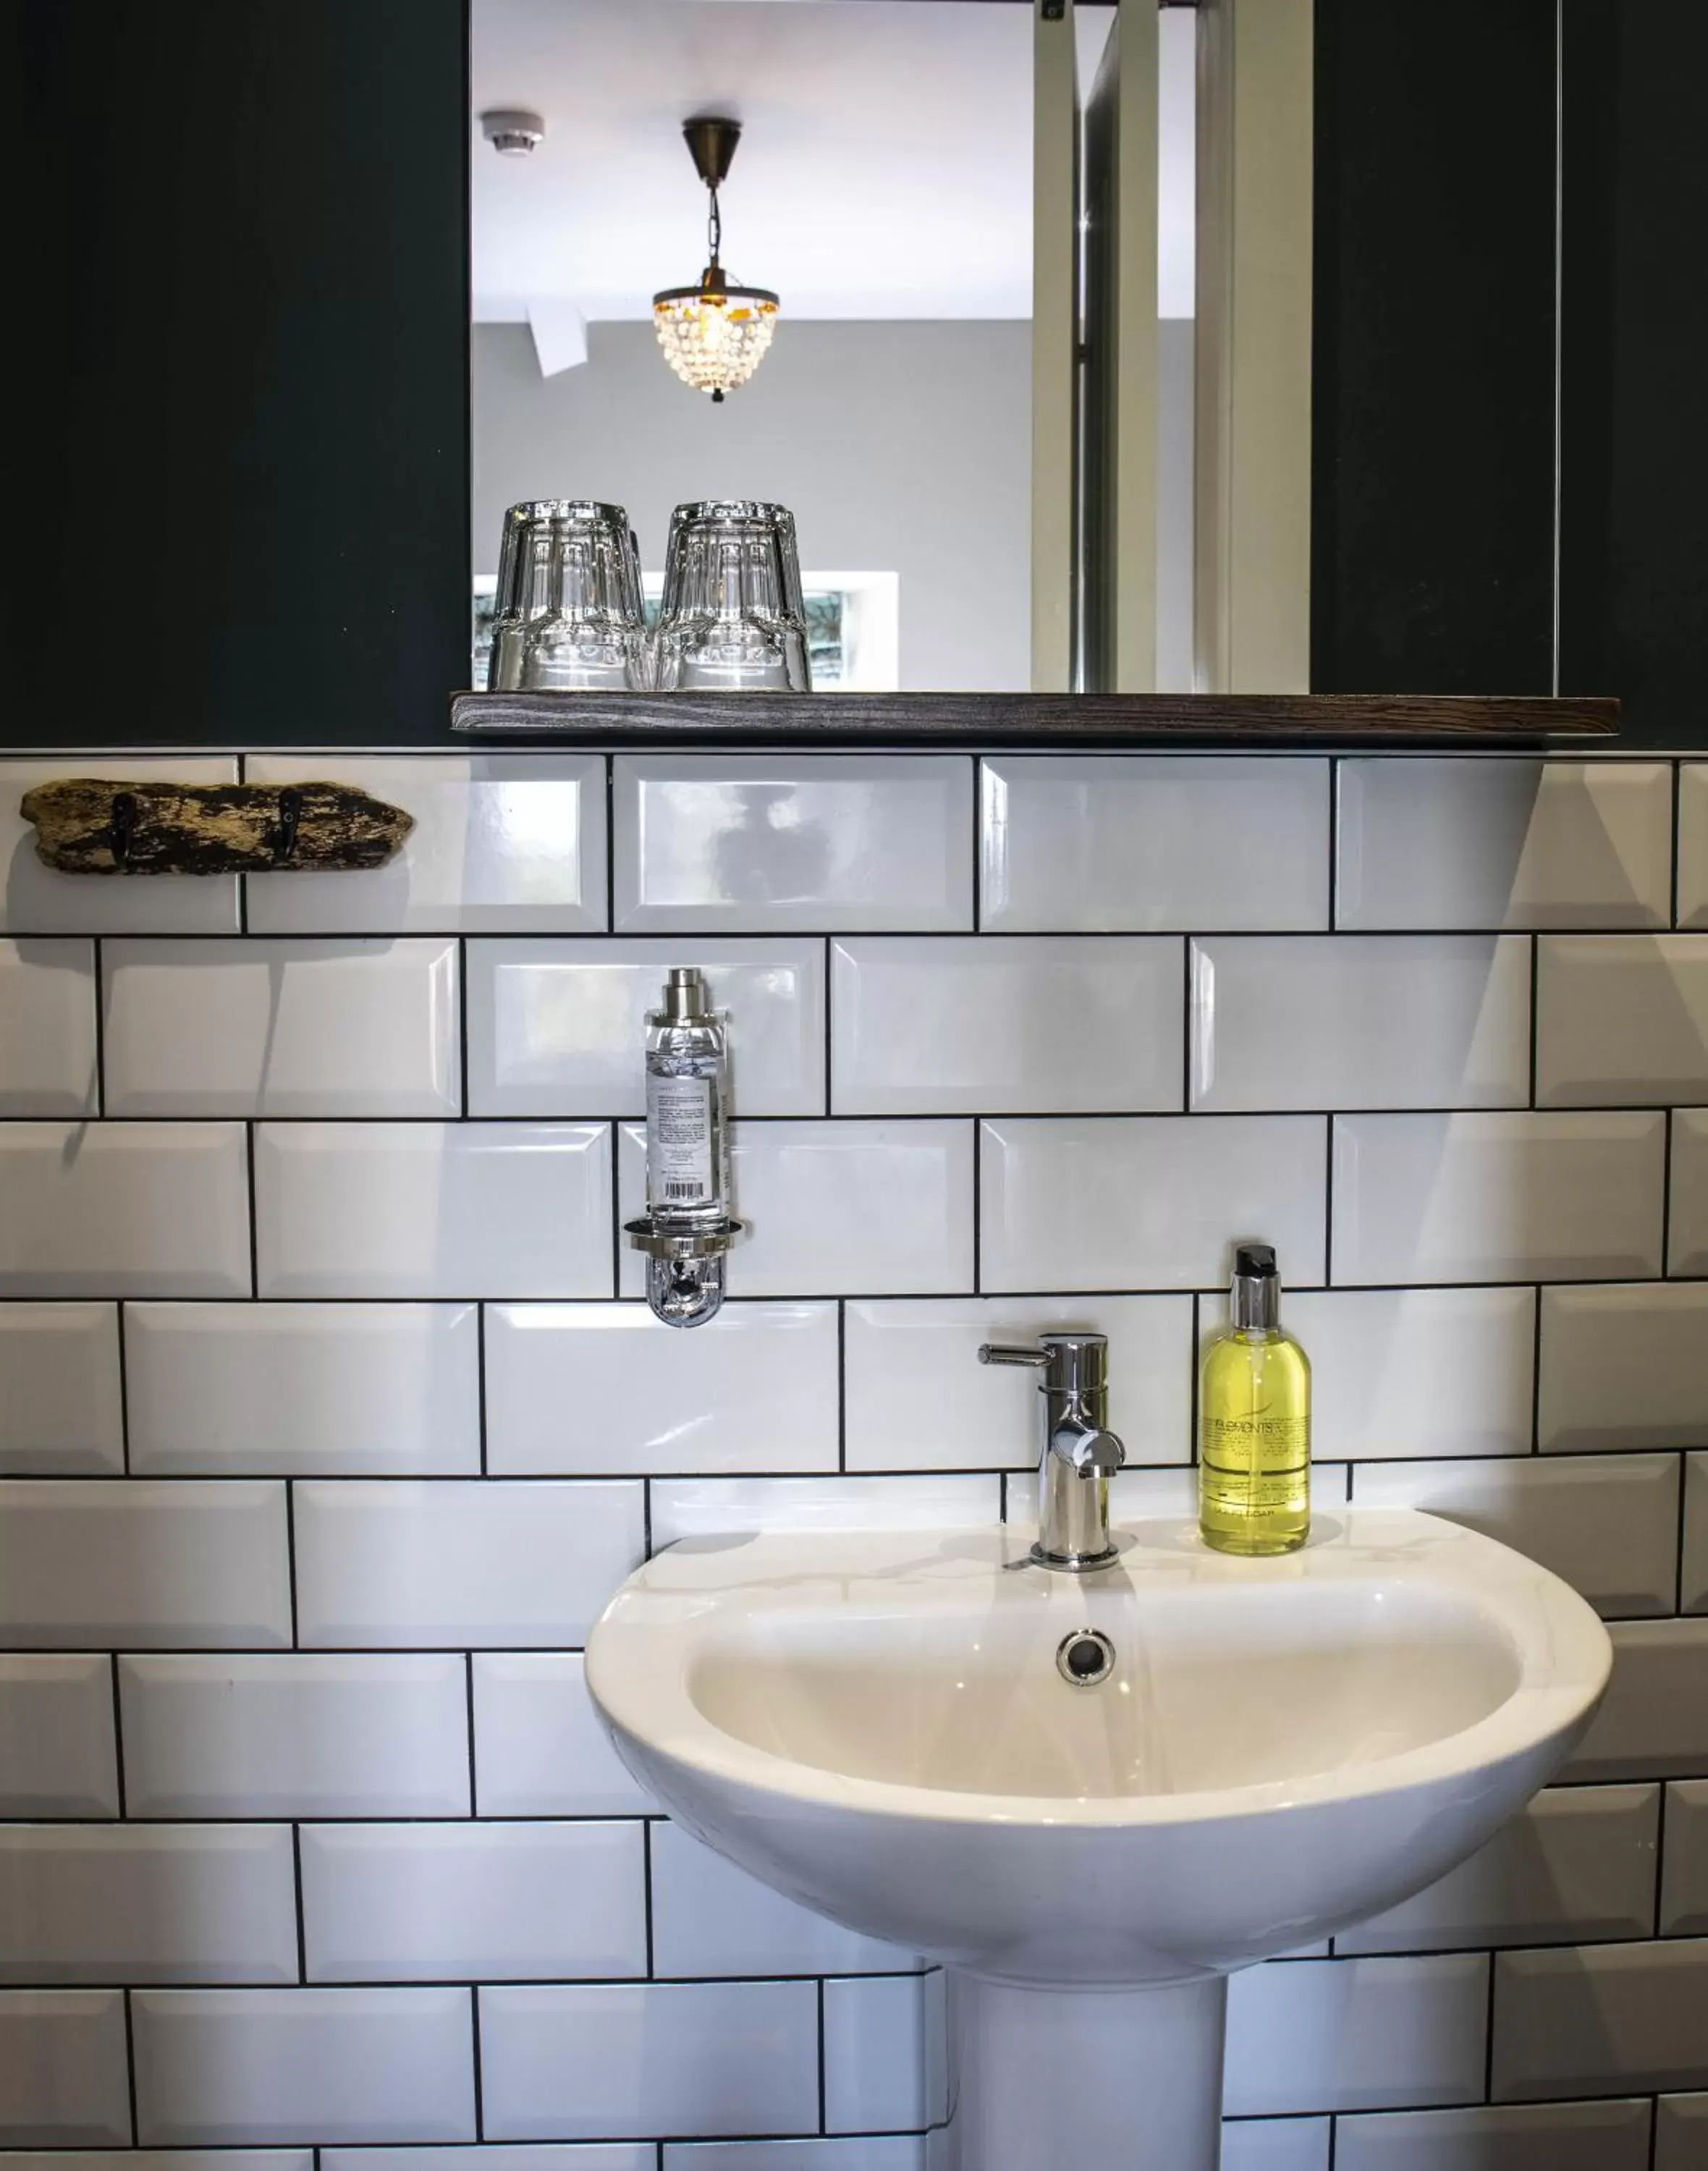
<box><xmin>646</xmin><ymin>1072</ymin><xmax>714</xmax><ymax>1208</ymax></box>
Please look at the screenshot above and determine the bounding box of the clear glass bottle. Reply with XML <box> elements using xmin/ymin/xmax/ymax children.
<box><xmin>1198</xmin><ymin>1243</ymin><xmax>1311</xmax><ymax>1556</ymax></box>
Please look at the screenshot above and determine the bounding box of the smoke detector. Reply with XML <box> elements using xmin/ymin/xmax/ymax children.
<box><xmin>481</xmin><ymin>109</ymin><xmax>546</xmax><ymax>156</ymax></box>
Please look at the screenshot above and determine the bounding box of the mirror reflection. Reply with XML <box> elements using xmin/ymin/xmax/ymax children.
<box><xmin>472</xmin><ymin>0</ymin><xmax>1199</xmax><ymax>696</ymax></box>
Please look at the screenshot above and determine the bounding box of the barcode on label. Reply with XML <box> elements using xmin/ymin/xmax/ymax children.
<box><xmin>664</xmin><ymin>1180</ymin><xmax>704</xmax><ymax>1201</ymax></box>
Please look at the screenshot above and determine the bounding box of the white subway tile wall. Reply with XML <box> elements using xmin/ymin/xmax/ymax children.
<box><xmin>0</xmin><ymin>748</ymin><xmax>1701</xmax><ymax>2155</ymax></box>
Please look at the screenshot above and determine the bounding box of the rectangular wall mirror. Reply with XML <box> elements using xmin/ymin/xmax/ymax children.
<box><xmin>468</xmin><ymin>0</ymin><xmax>1199</xmax><ymax>698</ymax></box>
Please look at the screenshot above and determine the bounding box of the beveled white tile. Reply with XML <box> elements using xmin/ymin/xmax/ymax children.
<box><xmin>1218</xmin><ymin>2122</ymin><xmax>1330</xmax><ymax>2171</ymax></box>
<box><xmin>1240</xmin><ymin>1287</ymin><xmax>1534</xmax><ymax>1461</ymax></box>
<box><xmin>126</xmin><ymin>1303</ymin><xmax>481</xmax><ymax>1475</ymax></box>
<box><xmin>832</xmin><ymin>937</ymin><xmax>1183</xmax><ymax>1114</ymax></box>
<box><xmin>0</xmin><ymin>1656</ymin><xmax>119</xmax><ymax>1816</ymax></box>
<box><xmin>981</xmin><ymin>757</ymin><xmax>1329</xmax><ymax>932</ymax></box>
<box><xmin>1336</xmin><ymin>760</ymin><xmax>1672</xmax><ymax>930</ymax></box>
<box><xmin>0</xmin><ymin>942</ymin><xmax>96</xmax><ymax>1114</ymax></box>
<box><xmin>1537</xmin><ymin>936</ymin><xmax>1708</xmax><ymax>1103</ymax></box>
<box><xmin>649</xmin><ymin>1474</ymin><xmax>1000</xmax><ymax>1549</ymax></box>
<box><xmin>617</xmin><ymin>1120</ymin><xmax>973</xmax><ymax>1298</ymax></box>
<box><xmin>1493</xmin><ymin>1938</ymin><xmax>1708</xmax><ymax>2099</ymax></box>
<box><xmin>1681</xmin><ymin>766</ymin><xmax>1708</xmax><ymax>928</ymax></box>
<box><xmin>104</xmin><ymin>939</ymin><xmax>460</xmax><ymax>1117</ymax></box>
<box><xmin>255</xmin><ymin>1124</ymin><xmax>612</xmax><ymax>1300</ymax></box>
<box><xmin>1337</xmin><ymin>1785</ymin><xmax>1658</xmax><ymax>1954</ymax></box>
<box><xmin>0</xmin><ymin>1481</ymin><xmax>289</xmax><ymax>1649</ymax></box>
<box><xmin>133</xmin><ymin>1988</ymin><xmax>476</xmax><ymax>2144</ymax></box>
<box><xmin>1331</xmin><ymin>1112</ymin><xmax>1665</xmax><ymax>1285</ymax></box>
<box><xmin>614</xmin><ymin>755</ymin><xmax>972</xmax><ymax>933</ymax></box>
<box><xmin>1659</xmin><ymin>2096</ymin><xmax>1708</xmax><ymax>2171</ymax></box>
<box><xmin>844</xmin><ymin>1295</ymin><xmax>1193</xmax><ymax>1470</ymax></box>
<box><xmin>479</xmin><ymin>1982</ymin><xmax>819</xmax><ymax>2141</ymax></box>
<box><xmin>1335</xmin><ymin>2101</ymin><xmax>1652</xmax><ymax>2171</ymax></box>
<box><xmin>822</xmin><ymin>1975</ymin><xmax>944</xmax><ymax>2135</ymax></box>
<box><xmin>0</xmin><ymin>1827</ymin><xmax>297</xmax><ymax>1985</ymax></box>
<box><xmin>1671</xmin><ymin>1109</ymin><xmax>1708</xmax><ymax>1275</ymax></box>
<box><xmin>0</xmin><ymin>1990</ymin><xmax>130</xmax><ymax>2142</ymax></box>
<box><xmin>1191</xmin><ymin>936</ymin><xmax>1530</xmax><ymax>1112</ymax></box>
<box><xmin>0</xmin><ymin>1123</ymin><xmax>250</xmax><ymax>1298</ymax></box>
<box><xmin>980</xmin><ymin>1117</ymin><xmax>1327</xmax><ymax>1292</ymax></box>
<box><xmin>667</xmin><ymin>2145</ymin><xmax>925</xmax><ymax>2171</ymax></box>
<box><xmin>1567</xmin><ymin>1620</ymin><xmax>1708</xmax><ymax>1781</ymax></box>
<box><xmin>1660</xmin><ymin>1782</ymin><xmax>1708</xmax><ymax>1934</ymax></box>
<box><xmin>1004</xmin><ymin>1461</ymin><xmax>1352</xmax><ymax>1527</ymax></box>
<box><xmin>246</xmin><ymin>757</ymin><xmax>606</xmax><ymax>934</ymax></box>
<box><xmin>0</xmin><ymin>759</ymin><xmax>240</xmax><ymax>934</ymax></box>
<box><xmin>471</xmin><ymin>1654</ymin><xmax>652</xmax><ymax>1818</ymax></box>
<box><xmin>486</xmin><ymin>1303</ymin><xmax>837</xmax><ymax>1476</ymax></box>
<box><xmin>120</xmin><ymin>1655</ymin><xmax>472</xmax><ymax>1819</ymax></box>
<box><xmin>1353</xmin><ymin>1456</ymin><xmax>1679</xmax><ymax>1619</ymax></box>
<box><xmin>651</xmin><ymin>1821</ymin><xmax>912</xmax><ymax>1979</ymax></box>
<box><xmin>1224</xmin><ymin>1955</ymin><xmax>1488</xmax><ymax>2116</ymax></box>
<box><xmin>331</xmin><ymin>2152</ymin><xmax>652</xmax><ymax>2171</ymax></box>
<box><xmin>468</xmin><ymin>938</ymin><xmax>824</xmax><ymax>1118</ymax></box>
<box><xmin>1540</xmin><ymin>1284</ymin><xmax>1708</xmax><ymax>1451</ymax></box>
<box><xmin>295</xmin><ymin>1479</ymin><xmax>643</xmax><ymax>1649</ymax></box>
<box><xmin>1688</xmin><ymin>1456</ymin><xmax>1708</xmax><ymax>1614</ymax></box>
<box><xmin>0</xmin><ymin>1304</ymin><xmax>123</xmax><ymax>1472</ymax></box>
<box><xmin>302</xmin><ymin>1823</ymin><xmax>646</xmax><ymax>1984</ymax></box>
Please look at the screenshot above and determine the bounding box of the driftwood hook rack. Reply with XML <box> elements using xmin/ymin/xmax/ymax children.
<box><xmin>20</xmin><ymin>779</ymin><xmax>414</xmax><ymax>876</ymax></box>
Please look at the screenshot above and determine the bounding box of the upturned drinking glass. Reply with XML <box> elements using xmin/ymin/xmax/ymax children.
<box><xmin>486</xmin><ymin>500</ymin><xmax>648</xmax><ymax>692</ymax></box>
<box><xmin>654</xmin><ymin>500</ymin><xmax>811</xmax><ymax>693</ymax></box>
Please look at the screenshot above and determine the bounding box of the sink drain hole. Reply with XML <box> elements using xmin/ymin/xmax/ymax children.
<box><xmin>1056</xmin><ymin>1628</ymin><xmax>1116</xmax><ymax>1687</ymax></box>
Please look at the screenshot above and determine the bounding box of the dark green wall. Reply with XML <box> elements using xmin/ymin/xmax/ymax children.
<box><xmin>10</xmin><ymin>0</ymin><xmax>471</xmax><ymax>747</ymax></box>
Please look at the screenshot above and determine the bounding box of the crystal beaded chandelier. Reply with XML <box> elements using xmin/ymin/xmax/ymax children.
<box><xmin>653</xmin><ymin>117</ymin><xmax>779</xmax><ymax>404</ymax></box>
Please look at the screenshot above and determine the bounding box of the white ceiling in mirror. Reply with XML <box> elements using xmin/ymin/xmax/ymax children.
<box><xmin>473</xmin><ymin>0</ymin><xmax>1191</xmax><ymax>329</ymax></box>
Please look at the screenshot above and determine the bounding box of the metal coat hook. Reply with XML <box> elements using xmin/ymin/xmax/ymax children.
<box><xmin>273</xmin><ymin>787</ymin><xmax>303</xmax><ymax>866</ymax></box>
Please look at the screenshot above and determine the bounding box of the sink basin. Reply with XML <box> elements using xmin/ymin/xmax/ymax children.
<box><xmin>588</xmin><ymin>1510</ymin><xmax>1610</xmax><ymax>2170</ymax></box>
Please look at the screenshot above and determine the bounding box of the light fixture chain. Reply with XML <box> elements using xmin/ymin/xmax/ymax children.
<box><xmin>707</xmin><ymin>182</ymin><xmax>722</xmax><ymax>268</ymax></box>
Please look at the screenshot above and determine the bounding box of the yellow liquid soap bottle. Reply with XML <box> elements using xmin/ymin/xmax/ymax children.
<box><xmin>1199</xmin><ymin>1242</ymin><xmax>1311</xmax><ymax>1556</ymax></box>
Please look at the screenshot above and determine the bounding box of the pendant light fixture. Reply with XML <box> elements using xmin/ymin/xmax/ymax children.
<box><xmin>653</xmin><ymin>117</ymin><xmax>779</xmax><ymax>403</ymax></box>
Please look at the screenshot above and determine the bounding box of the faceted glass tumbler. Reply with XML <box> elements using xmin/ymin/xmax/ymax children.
<box><xmin>654</xmin><ymin>500</ymin><xmax>811</xmax><ymax>693</ymax></box>
<box><xmin>487</xmin><ymin>500</ymin><xmax>649</xmax><ymax>692</ymax></box>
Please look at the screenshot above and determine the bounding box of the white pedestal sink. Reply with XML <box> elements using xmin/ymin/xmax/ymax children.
<box><xmin>587</xmin><ymin>1512</ymin><xmax>1610</xmax><ymax>2170</ymax></box>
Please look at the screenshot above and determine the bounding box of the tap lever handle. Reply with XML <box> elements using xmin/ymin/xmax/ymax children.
<box><xmin>978</xmin><ymin>1344</ymin><xmax>1054</xmax><ymax>1369</ymax></box>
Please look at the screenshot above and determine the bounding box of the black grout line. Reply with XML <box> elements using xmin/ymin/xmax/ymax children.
<box><xmin>1652</xmin><ymin>1781</ymin><xmax>1668</xmax><ymax>1940</ymax></box>
<box><xmin>1673</xmin><ymin>761</ymin><xmax>1683</xmax><ymax>931</ymax></box>
<box><xmin>970</xmin><ymin>1119</ymin><xmax>982</xmax><ymax>1294</ymax></box>
<box><xmin>90</xmin><ymin>936</ymin><xmax>106</xmax><ymax>1117</ymax></box>
<box><xmin>108</xmin><ymin>1652</ymin><xmax>128</xmax><ymax>1818</ymax></box>
<box><xmin>604</xmin><ymin>756</ymin><xmax>616</xmax><ymax>932</ymax></box>
<box><xmin>292</xmin><ymin>1823</ymin><xmax>308</xmax><ymax>1981</ymax></box>
<box><xmin>1328</xmin><ymin>757</ymin><xmax>1340</xmax><ymax>932</ymax></box>
<box><xmin>816</xmin><ymin>1976</ymin><xmax>828</xmax><ymax>2135</ymax></box>
<box><xmin>1322</xmin><ymin>1113</ymin><xmax>1335</xmax><ymax>1285</ymax></box>
<box><xmin>475</xmin><ymin>1306</ymin><xmax>489</xmax><ymax>1477</ymax></box>
<box><xmin>835</xmin><ymin>1302</ymin><xmax>847</xmax><ymax>1474</ymax></box>
<box><xmin>284</xmin><ymin>1481</ymin><xmax>300</xmax><ymax>1649</ymax></box>
<box><xmin>122</xmin><ymin>1985</ymin><xmax>140</xmax><ymax>2143</ymax></box>
<box><xmin>245</xmin><ymin>1121</ymin><xmax>260</xmax><ymax>1299</ymax></box>
<box><xmin>114</xmin><ymin>1301</ymin><xmax>132</xmax><ymax>1476</ymax></box>
<box><xmin>11</xmin><ymin>1100</ymin><xmax>1694</xmax><ymax>1125</ymax></box>
<box><xmin>1482</xmin><ymin>1945</ymin><xmax>1497</xmax><ymax>2104</ymax></box>
<box><xmin>470</xmin><ymin>1984</ymin><xmax>485</xmax><ymax>2140</ymax></box>
<box><xmin>456</xmin><ymin>938</ymin><xmax>470</xmax><ymax>1115</ymax></box>
<box><xmin>464</xmin><ymin>1652</ymin><xmax>479</xmax><ymax>1819</ymax></box>
<box><xmin>1180</xmin><ymin>933</ymin><xmax>1194</xmax><ymax>1110</ymax></box>
<box><xmin>970</xmin><ymin>753</ymin><xmax>982</xmax><ymax>934</ymax></box>
<box><xmin>1661</xmin><ymin>1107</ymin><xmax>1675</xmax><ymax>1279</ymax></box>
<box><xmin>609</xmin><ymin>1121</ymin><xmax>624</xmax><ymax>1298</ymax></box>
<box><xmin>821</xmin><ymin>934</ymin><xmax>833</xmax><ymax>1116</ymax></box>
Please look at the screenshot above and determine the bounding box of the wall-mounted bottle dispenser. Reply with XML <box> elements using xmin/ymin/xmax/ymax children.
<box><xmin>624</xmin><ymin>968</ymin><xmax>741</xmax><ymax>1327</ymax></box>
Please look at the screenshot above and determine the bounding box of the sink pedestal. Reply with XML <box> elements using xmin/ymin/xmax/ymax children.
<box><xmin>931</xmin><ymin>1973</ymin><xmax>1228</xmax><ymax>2171</ymax></box>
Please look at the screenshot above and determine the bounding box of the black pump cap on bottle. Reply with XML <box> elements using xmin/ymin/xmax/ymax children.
<box><xmin>1235</xmin><ymin>1242</ymin><xmax>1277</xmax><ymax>1279</ymax></box>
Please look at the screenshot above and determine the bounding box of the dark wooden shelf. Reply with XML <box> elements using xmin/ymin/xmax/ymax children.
<box><xmin>449</xmin><ymin>689</ymin><xmax>1618</xmax><ymax>745</ymax></box>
